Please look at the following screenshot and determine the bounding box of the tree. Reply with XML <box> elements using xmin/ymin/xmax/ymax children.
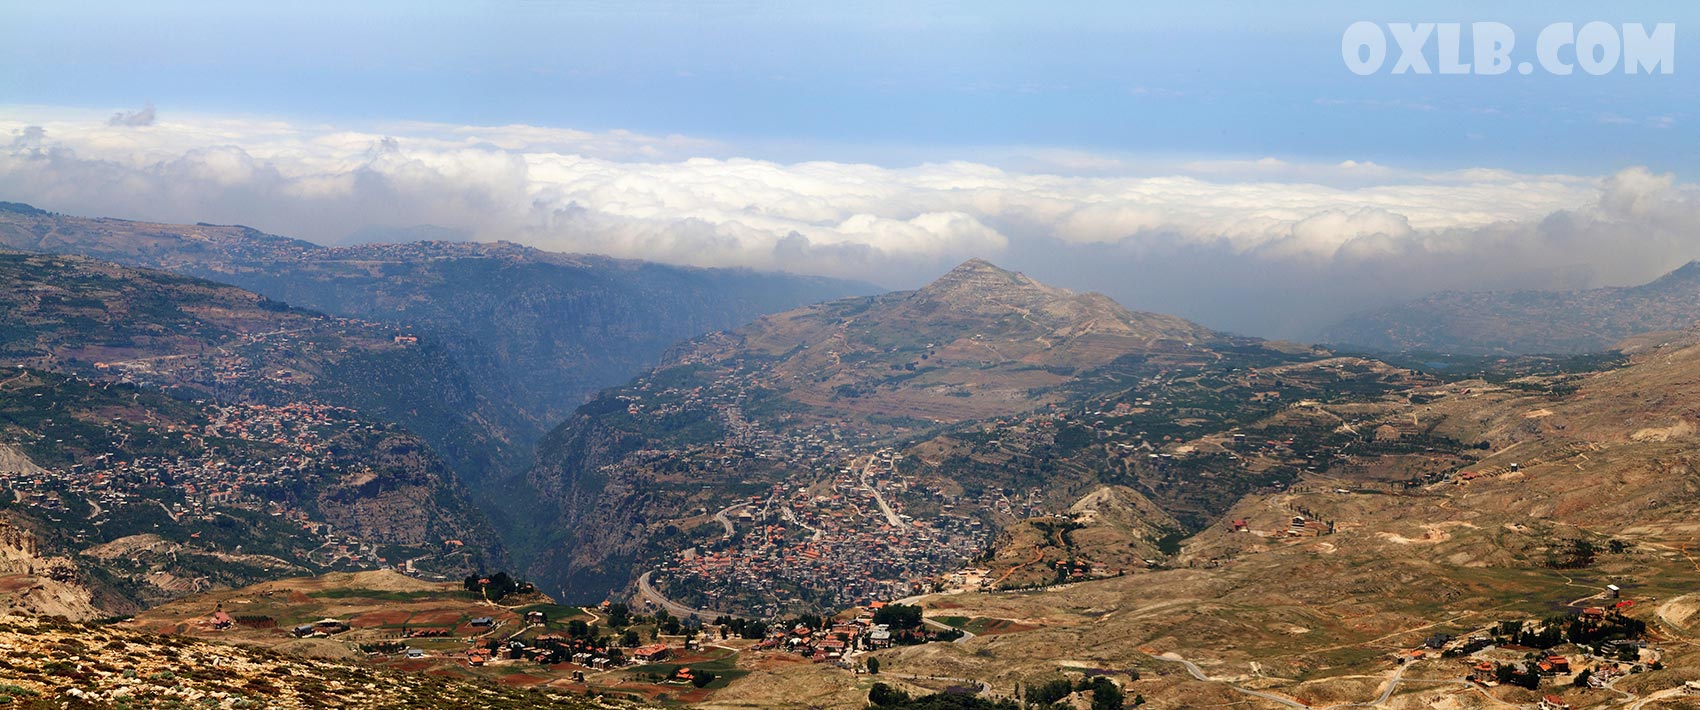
<box><xmin>566</xmin><ymin>619</ymin><xmax>591</xmax><ymax>638</ymax></box>
<box><xmin>690</xmin><ymin>670</ymin><xmax>717</xmax><ymax>688</ymax></box>
<box><xmin>739</xmin><ymin>620</ymin><xmax>768</xmax><ymax>639</ymax></box>
<box><xmin>866</xmin><ymin>657</ymin><xmax>880</xmax><ymax>674</ymax></box>
<box><xmin>869</xmin><ymin>682</ymin><xmax>910</xmax><ymax>707</ymax></box>
<box><xmin>873</xmin><ymin>604</ymin><xmax>924</xmax><ymax>631</ymax></box>
<box><xmin>607</xmin><ymin>603</ymin><xmax>631</xmax><ymax>628</ymax></box>
<box><xmin>1088</xmin><ymin>677</ymin><xmax>1123</xmax><ymax>710</ymax></box>
<box><xmin>1026</xmin><ymin>678</ymin><xmax>1073</xmax><ymax>705</ymax></box>
<box><xmin>621</xmin><ymin>630</ymin><xmax>640</xmax><ymax>647</ymax></box>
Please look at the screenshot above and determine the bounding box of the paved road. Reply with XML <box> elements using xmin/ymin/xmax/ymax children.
<box><xmin>1157</xmin><ymin>653</ymin><xmax>1312</xmax><ymax>709</ymax></box>
<box><xmin>922</xmin><ymin>617</ymin><xmax>976</xmax><ymax>644</ymax></box>
<box><xmin>780</xmin><ymin>505</ymin><xmax>825</xmax><ymax>542</ymax></box>
<box><xmin>712</xmin><ymin>503</ymin><xmax>743</xmax><ymax>538</ymax></box>
<box><xmin>1155</xmin><ymin>652</ymin><xmax>1455</xmax><ymax>709</ymax></box>
<box><xmin>636</xmin><ymin>571</ymin><xmax>749</xmax><ymax>621</ymax></box>
<box><xmin>859</xmin><ymin>456</ymin><xmax>904</xmax><ymax>528</ymax></box>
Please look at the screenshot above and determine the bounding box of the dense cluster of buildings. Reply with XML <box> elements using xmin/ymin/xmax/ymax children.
<box><xmin>654</xmin><ymin>450</ymin><xmax>993</xmax><ymax>616</ymax></box>
<box><xmin>0</xmin><ymin>399</ymin><xmax>394</xmax><ymax>567</ymax></box>
<box><xmin>750</xmin><ymin>608</ymin><xmax>909</xmax><ymax>663</ymax></box>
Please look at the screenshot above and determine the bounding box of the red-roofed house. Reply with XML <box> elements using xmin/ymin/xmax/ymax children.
<box><xmin>633</xmin><ymin>644</ymin><xmax>671</xmax><ymax>663</ymax></box>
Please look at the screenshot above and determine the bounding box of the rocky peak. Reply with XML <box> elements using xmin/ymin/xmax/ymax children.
<box><xmin>911</xmin><ymin>258</ymin><xmax>1068</xmax><ymax>305</ymax></box>
<box><xmin>1642</xmin><ymin>260</ymin><xmax>1700</xmax><ymax>292</ymax></box>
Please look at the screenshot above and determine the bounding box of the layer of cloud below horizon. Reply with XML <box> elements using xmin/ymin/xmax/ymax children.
<box><xmin>3</xmin><ymin>106</ymin><xmax>1698</xmax><ymax>340</ymax></box>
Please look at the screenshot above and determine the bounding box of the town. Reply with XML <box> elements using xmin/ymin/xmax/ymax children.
<box><xmin>651</xmin><ymin>450</ymin><xmax>995</xmax><ymax>616</ymax></box>
<box><xmin>0</xmin><ymin>371</ymin><xmax>474</xmax><ymax>581</ymax></box>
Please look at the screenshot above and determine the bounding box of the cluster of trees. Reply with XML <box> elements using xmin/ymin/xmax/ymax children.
<box><xmin>1496</xmin><ymin>619</ymin><xmax>1567</xmax><ymax>650</ymax></box>
<box><xmin>564</xmin><ymin>619</ymin><xmax>596</xmax><ymax>639</ymax></box>
<box><xmin>1492</xmin><ymin>662</ymin><xmax>1540</xmax><ymax>690</ymax></box>
<box><xmin>1494</xmin><ymin>612</ymin><xmax>1646</xmax><ymax>650</ymax></box>
<box><xmin>1546</xmin><ymin>538</ymin><xmax>1600</xmax><ymax>569</ymax></box>
<box><xmin>462</xmin><ymin>572</ymin><xmax>532</xmax><ymax>602</ymax></box>
<box><xmin>606</xmin><ymin>603</ymin><xmax>632</xmax><ymax>628</ymax></box>
<box><xmin>1023</xmin><ymin>676</ymin><xmax>1129</xmax><ymax>710</ymax></box>
<box><xmin>873</xmin><ymin>604</ymin><xmax>924</xmax><ymax>630</ymax></box>
<box><xmin>867</xmin><ymin>604</ymin><xmax>964</xmax><ymax>646</ymax></box>
<box><xmin>867</xmin><ymin>683</ymin><xmax>1018</xmax><ymax>710</ymax></box>
<box><xmin>1573</xmin><ymin>615</ymin><xmax>1647</xmax><ymax>648</ymax></box>
<box><xmin>652</xmin><ymin>609</ymin><xmax>686</xmax><ymax>636</ymax></box>
<box><xmin>713</xmin><ymin>616</ymin><xmax>770</xmax><ymax>639</ymax></box>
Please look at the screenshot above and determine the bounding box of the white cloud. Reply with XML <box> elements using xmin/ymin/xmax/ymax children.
<box><xmin>1</xmin><ymin>105</ymin><xmax>1696</xmax><ymax>337</ymax></box>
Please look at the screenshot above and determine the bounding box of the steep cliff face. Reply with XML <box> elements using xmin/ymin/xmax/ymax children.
<box><xmin>522</xmin><ymin>259</ymin><xmax>1235</xmax><ymax>602</ymax></box>
<box><xmin>0</xmin><ymin>205</ymin><xmax>872</xmax><ymax>579</ymax></box>
<box><xmin>521</xmin><ymin>399</ymin><xmax>652</xmax><ymax>602</ymax></box>
<box><xmin>0</xmin><ymin>520</ymin><xmax>101</xmax><ymax>620</ymax></box>
<box><xmin>0</xmin><ymin>207</ymin><xmax>874</xmax><ymax>485</ymax></box>
<box><xmin>216</xmin><ymin>248</ymin><xmax>874</xmax><ymax>437</ymax></box>
<box><xmin>0</xmin><ymin>253</ymin><xmax>505</xmax><ymax>612</ymax></box>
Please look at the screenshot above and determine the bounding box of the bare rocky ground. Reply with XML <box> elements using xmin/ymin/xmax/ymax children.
<box><xmin>0</xmin><ymin>613</ymin><xmax>653</xmax><ymax>709</ymax></box>
<box><xmin>706</xmin><ymin>342</ymin><xmax>1700</xmax><ymax>708</ymax></box>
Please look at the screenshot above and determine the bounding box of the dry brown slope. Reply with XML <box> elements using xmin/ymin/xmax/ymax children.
<box><xmin>843</xmin><ymin>347</ymin><xmax>1700</xmax><ymax>706</ymax></box>
<box><xmin>673</xmin><ymin>258</ymin><xmax>1220</xmax><ymax>428</ymax></box>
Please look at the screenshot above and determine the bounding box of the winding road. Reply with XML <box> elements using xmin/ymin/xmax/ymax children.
<box><xmin>712</xmin><ymin>503</ymin><xmax>744</xmax><ymax>538</ymax></box>
<box><xmin>1153</xmin><ymin>652</ymin><xmax>1480</xmax><ymax>710</ymax></box>
<box><xmin>780</xmin><ymin>505</ymin><xmax>825</xmax><ymax>542</ymax></box>
<box><xmin>636</xmin><ymin>571</ymin><xmax>749</xmax><ymax>621</ymax></box>
<box><xmin>921</xmin><ymin>617</ymin><xmax>976</xmax><ymax>644</ymax></box>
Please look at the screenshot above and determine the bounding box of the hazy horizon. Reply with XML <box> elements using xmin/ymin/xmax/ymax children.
<box><xmin>4</xmin><ymin>1</ymin><xmax>1696</xmax><ymax>339</ymax></box>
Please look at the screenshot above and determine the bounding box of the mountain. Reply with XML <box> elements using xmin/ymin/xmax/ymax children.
<box><xmin>0</xmin><ymin>203</ymin><xmax>873</xmax><ymax>578</ymax></box>
<box><xmin>0</xmin><ymin>252</ymin><xmax>501</xmax><ymax>614</ymax></box>
<box><xmin>1320</xmin><ymin>260</ymin><xmax>1700</xmax><ymax>354</ymax></box>
<box><xmin>652</xmin><ymin>258</ymin><xmax>1217</xmax><ymax>431</ymax></box>
<box><xmin>0</xmin><ymin>250</ymin><xmax>518</xmax><ymax>490</ymax></box>
<box><xmin>509</xmin><ymin>250</ymin><xmax>1700</xmax><ymax>705</ymax></box>
<box><xmin>0</xmin><ymin>205</ymin><xmax>874</xmax><ymax>483</ymax></box>
<box><xmin>812</xmin><ymin>338</ymin><xmax>1700</xmax><ymax>709</ymax></box>
<box><xmin>522</xmin><ymin>260</ymin><xmax>1360</xmax><ymax>605</ymax></box>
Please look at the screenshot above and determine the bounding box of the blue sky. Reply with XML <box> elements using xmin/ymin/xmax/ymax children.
<box><xmin>4</xmin><ymin>1</ymin><xmax>1694</xmax><ymax>175</ymax></box>
<box><xmin>3</xmin><ymin>2</ymin><xmax>1699</xmax><ymax>338</ymax></box>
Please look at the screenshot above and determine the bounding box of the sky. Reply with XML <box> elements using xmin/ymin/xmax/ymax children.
<box><xmin>2</xmin><ymin>1</ymin><xmax>1698</xmax><ymax>338</ymax></box>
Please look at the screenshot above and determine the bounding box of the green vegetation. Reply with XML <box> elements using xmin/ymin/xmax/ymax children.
<box><xmin>869</xmin><ymin>683</ymin><xmax>1017</xmax><ymax>709</ymax></box>
<box><xmin>463</xmin><ymin>572</ymin><xmax>533</xmax><ymax>602</ymax></box>
<box><xmin>626</xmin><ymin>654</ymin><xmax>746</xmax><ymax>690</ymax></box>
<box><xmin>873</xmin><ymin>603</ymin><xmax>924</xmax><ymax>630</ymax></box>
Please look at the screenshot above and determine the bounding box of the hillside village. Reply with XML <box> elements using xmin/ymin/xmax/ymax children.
<box><xmin>654</xmin><ymin>449</ymin><xmax>995</xmax><ymax>615</ymax></box>
<box><xmin>0</xmin><ymin>370</ymin><xmax>485</xmax><ymax>576</ymax></box>
<box><xmin>3</xmin><ymin>246</ymin><xmax>1700</xmax><ymax>709</ymax></box>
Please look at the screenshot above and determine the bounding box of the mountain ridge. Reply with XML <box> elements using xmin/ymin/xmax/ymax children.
<box><xmin>522</xmin><ymin>259</ymin><xmax>1295</xmax><ymax>603</ymax></box>
<box><xmin>1321</xmin><ymin>258</ymin><xmax>1700</xmax><ymax>354</ymax></box>
<box><xmin>0</xmin><ymin>252</ymin><xmax>503</xmax><ymax>614</ymax></box>
<box><xmin>0</xmin><ymin>204</ymin><xmax>875</xmax><ymax>572</ymax></box>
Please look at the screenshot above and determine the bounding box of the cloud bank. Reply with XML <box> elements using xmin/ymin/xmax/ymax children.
<box><xmin>2</xmin><ymin>106</ymin><xmax>1697</xmax><ymax>338</ymax></box>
